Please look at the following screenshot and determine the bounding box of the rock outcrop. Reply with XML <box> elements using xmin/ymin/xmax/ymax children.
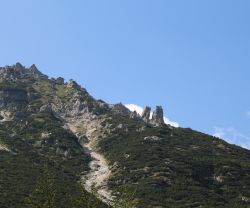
<box><xmin>0</xmin><ymin>63</ymin><xmax>47</xmax><ymax>81</ymax></box>
<box><xmin>55</xmin><ymin>77</ymin><xmax>64</xmax><ymax>85</ymax></box>
<box><xmin>67</xmin><ymin>79</ymin><xmax>82</xmax><ymax>90</ymax></box>
<box><xmin>141</xmin><ymin>106</ymin><xmax>151</xmax><ymax>123</ymax></box>
<box><xmin>152</xmin><ymin>106</ymin><xmax>164</xmax><ymax>126</ymax></box>
<box><xmin>14</xmin><ymin>62</ymin><xmax>24</xmax><ymax>71</ymax></box>
<box><xmin>111</xmin><ymin>103</ymin><xmax>130</xmax><ymax>116</ymax></box>
<box><xmin>28</xmin><ymin>64</ymin><xmax>46</xmax><ymax>78</ymax></box>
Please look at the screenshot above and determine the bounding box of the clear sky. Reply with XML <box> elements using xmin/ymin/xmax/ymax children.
<box><xmin>0</xmin><ymin>0</ymin><xmax>249</xmax><ymax>148</ymax></box>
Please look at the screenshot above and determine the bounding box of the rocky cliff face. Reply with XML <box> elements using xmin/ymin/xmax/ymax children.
<box><xmin>1</xmin><ymin>63</ymin><xmax>250</xmax><ymax>208</ymax></box>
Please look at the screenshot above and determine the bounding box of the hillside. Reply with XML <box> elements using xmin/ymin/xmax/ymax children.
<box><xmin>0</xmin><ymin>63</ymin><xmax>250</xmax><ymax>208</ymax></box>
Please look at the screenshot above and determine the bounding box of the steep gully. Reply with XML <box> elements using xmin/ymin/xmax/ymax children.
<box><xmin>65</xmin><ymin>122</ymin><xmax>114</xmax><ymax>204</ymax></box>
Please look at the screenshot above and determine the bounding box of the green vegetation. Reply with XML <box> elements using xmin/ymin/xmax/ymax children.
<box><xmin>26</xmin><ymin>163</ymin><xmax>56</xmax><ymax>208</ymax></box>
<box><xmin>97</xmin><ymin>116</ymin><xmax>250</xmax><ymax>207</ymax></box>
<box><xmin>0</xmin><ymin>69</ymin><xmax>250</xmax><ymax>208</ymax></box>
<box><xmin>24</xmin><ymin>163</ymin><xmax>107</xmax><ymax>208</ymax></box>
<box><xmin>25</xmin><ymin>163</ymin><xmax>138</xmax><ymax>208</ymax></box>
<box><xmin>0</xmin><ymin>105</ymin><xmax>103</xmax><ymax>208</ymax></box>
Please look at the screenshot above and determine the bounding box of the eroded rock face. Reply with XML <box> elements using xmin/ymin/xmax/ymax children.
<box><xmin>141</xmin><ymin>106</ymin><xmax>151</xmax><ymax>123</ymax></box>
<box><xmin>151</xmin><ymin>106</ymin><xmax>164</xmax><ymax>125</ymax></box>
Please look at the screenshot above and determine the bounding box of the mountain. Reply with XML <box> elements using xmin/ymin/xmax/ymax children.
<box><xmin>0</xmin><ymin>63</ymin><xmax>250</xmax><ymax>208</ymax></box>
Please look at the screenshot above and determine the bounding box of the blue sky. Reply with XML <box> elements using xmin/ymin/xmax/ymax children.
<box><xmin>0</xmin><ymin>0</ymin><xmax>249</xmax><ymax>148</ymax></box>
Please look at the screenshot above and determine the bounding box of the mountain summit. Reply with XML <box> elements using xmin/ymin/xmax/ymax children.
<box><xmin>0</xmin><ymin>64</ymin><xmax>250</xmax><ymax>208</ymax></box>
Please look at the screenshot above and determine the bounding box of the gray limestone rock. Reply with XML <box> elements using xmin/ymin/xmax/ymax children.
<box><xmin>67</xmin><ymin>79</ymin><xmax>81</xmax><ymax>90</ymax></box>
<box><xmin>28</xmin><ymin>64</ymin><xmax>48</xmax><ymax>79</ymax></box>
<box><xmin>151</xmin><ymin>106</ymin><xmax>164</xmax><ymax>126</ymax></box>
<box><xmin>141</xmin><ymin>106</ymin><xmax>151</xmax><ymax>123</ymax></box>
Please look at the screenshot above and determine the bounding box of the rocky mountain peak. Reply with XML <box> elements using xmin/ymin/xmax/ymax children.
<box><xmin>14</xmin><ymin>62</ymin><xmax>25</xmax><ymax>71</ymax></box>
<box><xmin>29</xmin><ymin>64</ymin><xmax>40</xmax><ymax>73</ymax></box>
<box><xmin>27</xmin><ymin>64</ymin><xmax>47</xmax><ymax>78</ymax></box>
<box><xmin>0</xmin><ymin>63</ymin><xmax>47</xmax><ymax>81</ymax></box>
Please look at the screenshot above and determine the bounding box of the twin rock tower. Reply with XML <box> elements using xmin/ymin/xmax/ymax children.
<box><xmin>141</xmin><ymin>106</ymin><xmax>165</xmax><ymax>126</ymax></box>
